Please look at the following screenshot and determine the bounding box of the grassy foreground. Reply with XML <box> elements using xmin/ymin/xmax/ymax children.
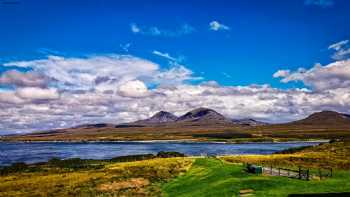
<box><xmin>163</xmin><ymin>158</ymin><xmax>350</xmax><ymax>197</ymax></box>
<box><xmin>1</xmin><ymin>142</ymin><xmax>350</xmax><ymax>196</ymax></box>
<box><xmin>0</xmin><ymin>157</ymin><xmax>193</xmax><ymax>197</ymax></box>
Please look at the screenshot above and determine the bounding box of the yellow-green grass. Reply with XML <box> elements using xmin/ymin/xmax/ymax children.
<box><xmin>221</xmin><ymin>141</ymin><xmax>350</xmax><ymax>170</ymax></box>
<box><xmin>0</xmin><ymin>157</ymin><xmax>193</xmax><ymax>197</ymax></box>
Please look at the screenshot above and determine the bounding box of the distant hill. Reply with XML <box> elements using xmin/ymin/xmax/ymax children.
<box><xmin>71</xmin><ymin>108</ymin><xmax>268</xmax><ymax>128</ymax></box>
<box><xmin>232</xmin><ymin>118</ymin><xmax>268</xmax><ymax>126</ymax></box>
<box><xmin>4</xmin><ymin>109</ymin><xmax>350</xmax><ymax>142</ymax></box>
<box><xmin>288</xmin><ymin>111</ymin><xmax>350</xmax><ymax>126</ymax></box>
<box><xmin>72</xmin><ymin>123</ymin><xmax>116</xmax><ymax>129</ymax></box>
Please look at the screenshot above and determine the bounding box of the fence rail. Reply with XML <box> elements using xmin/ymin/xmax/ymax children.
<box><xmin>246</xmin><ymin>163</ymin><xmax>332</xmax><ymax>181</ymax></box>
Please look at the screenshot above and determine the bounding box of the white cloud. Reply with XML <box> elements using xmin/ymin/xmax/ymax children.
<box><xmin>129</xmin><ymin>23</ymin><xmax>195</xmax><ymax>37</ymax></box>
<box><xmin>273</xmin><ymin>60</ymin><xmax>350</xmax><ymax>91</ymax></box>
<box><xmin>2</xmin><ymin>54</ymin><xmax>350</xmax><ymax>134</ymax></box>
<box><xmin>328</xmin><ymin>39</ymin><xmax>350</xmax><ymax>60</ymax></box>
<box><xmin>117</xmin><ymin>80</ymin><xmax>149</xmax><ymax>98</ymax></box>
<box><xmin>120</xmin><ymin>43</ymin><xmax>131</xmax><ymax>52</ymax></box>
<box><xmin>0</xmin><ymin>91</ymin><xmax>26</xmax><ymax>104</ymax></box>
<box><xmin>4</xmin><ymin>55</ymin><xmax>159</xmax><ymax>92</ymax></box>
<box><xmin>209</xmin><ymin>21</ymin><xmax>230</xmax><ymax>31</ymax></box>
<box><xmin>16</xmin><ymin>87</ymin><xmax>60</xmax><ymax>100</ymax></box>
<box><xmin>130</xmin><ymin>23</ymin><xmax>140</xmax><ymax>33</ymax></box>
<box><xmin>154</xmin><ymin>65</ymin><xmax>202</xmax><ymax>85</ymax></box>
<box><xmin>329</xmin><ymin>40</ymin><xmax>349</xmax><ymax>50</ymax></box>
<box><xmin>273</xmin><ymin>70</ymin><xmax>290</xmax><ymax>78</ymax></box>
<box><xmin>0</xmin><ymin>70</ymin><xmax>47</xmax><ymax>87</ymax></box>
<box><xmin>152</xmin><ymin>50</ymin><xmax>177</xmax><ymax>61</ymax></box>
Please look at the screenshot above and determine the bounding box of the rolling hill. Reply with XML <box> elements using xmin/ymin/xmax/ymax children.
<box><xmin>2</xmin><ymin>109</ymin><xmax>350</xmax><ymax>141</ymax></box>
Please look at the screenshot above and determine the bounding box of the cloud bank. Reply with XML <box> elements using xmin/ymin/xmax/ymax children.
<box><xmin>1</xmin><ymin>52</ymin><xmax>350</xmax><ymax>133</ymax></box>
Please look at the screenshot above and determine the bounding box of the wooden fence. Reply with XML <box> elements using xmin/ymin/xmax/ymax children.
<box><xmin>246</xmin><ymin>163</ymin><xmax>332</xmax><ymax>181</ymax></box>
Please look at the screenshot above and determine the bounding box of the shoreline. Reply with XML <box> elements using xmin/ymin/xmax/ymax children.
<box><xmin>0</xmin><ymin>139</ymin><xmax>329</xmax><ymax>144</ymax></box>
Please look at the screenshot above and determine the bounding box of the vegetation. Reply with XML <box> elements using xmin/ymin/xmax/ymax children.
<box><xmin>163</xmin><ymin>158</ymin><xmax>350</xmax><ymax>197</ymax></box>
<box><xmin>1</xmin><ymin>142</ymin><xmax>350</xmax><ymax>196</ymax></box>
<box><xmin>0</xmin><ymin>157</ymin><xmax>193</xmax><ymax>197</ymax></box>
<box><xmin>221</xmin><ymin>141</ymin><xmax>350</xmax><ymax>170</ymax></box>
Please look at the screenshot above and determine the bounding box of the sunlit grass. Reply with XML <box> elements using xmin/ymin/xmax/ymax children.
<box><xmin>0</xmin><ymin>157</ymin><xmax>193</xmax><ymax>197</ymax></box>
<box><xmin>163</xmin><ymin>158</ymin><xmax>350</xmax><ymax>197</ymax></box>
<box><xmin>221</xmin><ymin>141</ymin><xmax>350</xmax><ymax>169</ymax></box>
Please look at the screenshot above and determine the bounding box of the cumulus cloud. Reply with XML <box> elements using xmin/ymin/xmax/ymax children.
<box><xmin>1</xmin><ymin>53</ymin><xmax>350</xmax><ymax>134</ymax></box>
<box><xmin>15</xmin><ymin>87</ymin><xmax>60</xmax><ymax>100</ymax></box>
<box><xmin>4</xmin><ymin>55</ymin><xmax>159</xmax><ymax>92</ymax></box>
<box><xmin>130</xmin><ymin>23</ymin><xmax>195</xmax><ymax>37</ymax></box>
<box><xmin>304</xmin><ymin>0</ymin><xmax>334</xmax><ymax>7</ymax></box>
<box><xmin>0</xmin><ymin>70</ymin><xmax>47</xmax><ymax>87</ymax></box>
<box><xmin>0</xmin><ymin>87</ymin><xmax>59</xmax><ymax>104</ymax></box>
<box><xmin>273</xmin><ymin>60</ymin><xmax>350</xmax><ymax>91</ymax></box>
<box><xmin>328</xmin><ymin>40</ymin><xmax>350</xmax><ymax>60</ymax></box>
<box><xmin>209</xmin><ymin>21</ymin><xmax>230</xmax><ymax>31</ymax></box>
<box><xmin>273</xmin><ymin>70</ymin><xmax>290</xmax><ymax>78</ymax></box>
<box><xmin>154</xmin><ymin>65</ymin><xmax>202</xmax><ymax>85</ymax></box>
<box><xmin>117</xmin><ymin>80</ymin><xmax>149</xmax><ymax>98</ymax></box>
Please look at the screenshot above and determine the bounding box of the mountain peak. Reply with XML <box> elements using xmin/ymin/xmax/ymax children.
<box><xmin>134</xmin><ymin>111</ymin><xmax>177</xmax><ymax>125</ymax></box>
<box><xmin>176</xmin><ymin>107</ymin><xmax>231</xmax><ymax>124</ymax></box>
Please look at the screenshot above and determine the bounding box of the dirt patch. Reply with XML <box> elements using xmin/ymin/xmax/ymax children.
<box><xmin>98</xmin><ymin>178</ymin><xmax>150</xmax><ymax>192</ymax></box>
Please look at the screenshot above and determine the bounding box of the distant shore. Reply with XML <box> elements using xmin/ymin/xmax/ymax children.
<box><xmin>0</xmin><ymin>138</ymin><xmax>329</xmax><ymax>144</ymax></box>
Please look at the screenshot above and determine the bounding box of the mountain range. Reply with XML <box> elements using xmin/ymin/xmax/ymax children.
<box><xmin>3</xmin><ymin>107</ymin><xmax>350</xmax><ymax>141</ymax></box>
<box><xmin>127</xmin><ymin>107</ymin><xmax>266</xmax><ymax>127</ymax></box>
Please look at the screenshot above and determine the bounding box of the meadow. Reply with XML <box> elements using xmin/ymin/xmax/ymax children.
<box><xmin>0</xmin><ymin>141</ymin><xmax>349</xmax><ymax>196</ymax></box>
<box><xmin>163</xmin><ymin>158</ymin><xmax>350</xmax><ymax>197</ymax></box>
<box><xmin>0</xmin><ymin>155</ymin><xmax>193</xmax><ymax>197</ymax></box>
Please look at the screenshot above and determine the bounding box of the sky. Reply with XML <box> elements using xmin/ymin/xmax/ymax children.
<box><xmin>0</xmin><ymin>0</ymin><xmax>350</xmax><ymax>134</ymax></box>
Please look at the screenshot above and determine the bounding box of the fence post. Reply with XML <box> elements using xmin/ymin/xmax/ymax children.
<box><xmin>306</xmin><ymin>169</ymin><xmax>309</xmax><ymax>181</ymax></box>
<box><xmin>288</xmin><ymin>169</ymin><xmax>290</xmax><ymax>177</ymax></box>
<box><xmin>298</xmin><ymin>167</ymin><xmax>301</xmax><ymax>179</ymax></box>
<box><xmin>318</xmin><ymin>169</ymin><xmax>322</xmax><ymax>180</ymax></box>
<box><xmin>330</xmin><ymin>168</ymin><xmax>333</xmax><ymax>177</ymax></box>
<box><xmin>278</xmin><ymin>168</ymin><xmax>280</xmax><ymax>176</ymax></box>
<box><xmin>270</xmin><ymin>165</ymin><xmax>273</xmax><ymax>175</ymax></box>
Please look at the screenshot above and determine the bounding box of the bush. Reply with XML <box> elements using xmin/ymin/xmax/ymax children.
<box><xmin>157</xmin><ymin>151</ymin><xmax>185</xmax><ymax>158</ymax></box>
<box><xmin>48</xmin><ymin>158</ymin><xmax>103</xmax><ymax>170</ymax></box>
<box><xmin>0</xmin><ymin>162</ymin><xmax>35</xmax><ymax>175</ymax></box>
<box><xmin>110</xmin><ymin>154</ymin><xmax>155</xmax><ymax>162</ymax></box>
<box><xmin>274</xmin><ymin>146</ymin><xmax>312</xmax><ymax>154</ymax></box>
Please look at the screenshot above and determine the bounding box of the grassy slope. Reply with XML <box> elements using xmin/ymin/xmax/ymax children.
<box><xmin>0</xmin><ymin>157</ymin><xmax>193</xmax><ymax>197</ymax></box>
<box><xmin>1</xmin><ymin>142</ymin><xmax>350</xmax><ymax>196</ymax></box>
<box><xmin>163</xmin><ymin>158</ymin><xmax>350</xmax><ymax>197</ymax></box>
<box><xmin>221</xmin><ymin>141</ymin><xmax>350</xmax><ymax>169</ymax></box>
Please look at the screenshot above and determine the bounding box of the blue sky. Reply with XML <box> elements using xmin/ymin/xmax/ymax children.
<box><xmin>1</xmin><ymin>0</ymin><xmax>349</xmax><ymax>88</ymax></box>
<box><xmin>1</xmin><ymin>0</ymin><xmax>350</xmax><ymax>133</ymax></box>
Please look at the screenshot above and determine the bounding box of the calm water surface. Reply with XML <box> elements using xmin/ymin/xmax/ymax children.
<box><xmin>0</xmin><ymin>141</ymin><xmax>321</xmax><ymax>166</ymax></box>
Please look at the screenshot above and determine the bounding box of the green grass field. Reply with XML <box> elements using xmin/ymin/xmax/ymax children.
<box><xmin>1</xmin><ymin>142</ymin><xmax>350</xmax><ymax>196</ymax></box>
<box><xmin>162</xmin><ymin>158</ymin><xmax>350</xmax><ymax>197</ymax></box>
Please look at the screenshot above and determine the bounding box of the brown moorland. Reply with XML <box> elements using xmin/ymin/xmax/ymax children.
<box><xmin>2</xmin><ymin>108</ymin><xmax>350</xmax><ymax>142</ymax></box>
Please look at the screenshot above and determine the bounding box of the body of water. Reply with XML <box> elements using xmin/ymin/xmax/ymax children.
<box><xmin>0</xmin><ymin>141</ymin><xmax>321</xmax><ymax>166</ymax></box>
